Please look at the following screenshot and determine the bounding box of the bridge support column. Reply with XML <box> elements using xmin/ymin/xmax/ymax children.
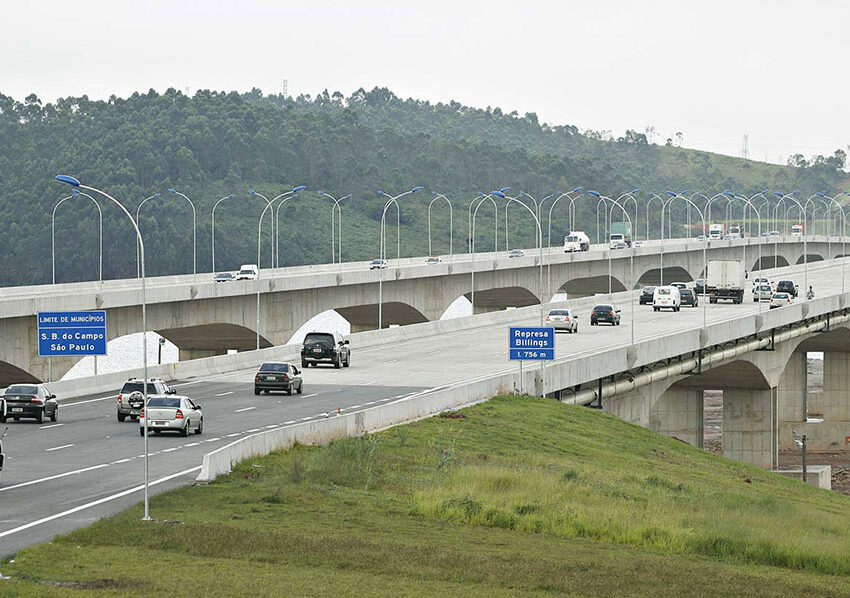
<box><xmin>800</xmin><ymin>351</ymin><xmax>850</xmax><ymax>452</ymax></box>
<box><xmin>723</xmin><ymin>388</ymin><xmax>778</xmax><ymax>468</ymax></box>
<box><xmin>649</xmin><ymin>387</ymin><xmax>704</xmax><ymax>448</ymax></box>
<box><xmin>777</xmin><ymin>351</ymin><xmax>807</xmax><ymax>450</ymax></box>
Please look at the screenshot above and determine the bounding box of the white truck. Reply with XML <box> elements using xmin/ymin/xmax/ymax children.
<box><xmin>707</xmin><ymin>259</ymin><xmax>747</xmax><ymax>304</ymax></box>
<box><xmin>236</xmin><ymin>264</ymin><xmax>259</xmax><ymax>280</ymax></box>
<box><xmin>709</xmin><ymin>223</ymin><xmax>725</xmax><ymax>240</ymax></box>
<box><xmin>563</xmin><ymin>231</ymin><xmax>590</xmax><ymax>252</ymax></box>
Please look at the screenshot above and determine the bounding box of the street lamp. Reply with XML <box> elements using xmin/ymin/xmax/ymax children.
<box><xmin>377</xmin><ymin>186</ymin><xmax>424</xmax><ymax>330</ymax></box>
<box><xmin>545</xmin><ymin>187</ymin><xmax>584</xmax><ymax>296</ymax></box>
<box><xmin>819</xmin><ymin>192</ymin><xmax>847</xmax><ymax>294</ymax></box>
<box><xmin>775</xmin><ymin>192</ymin><xmax>808</xmax><ymax>293</ymax></box>
<box><xmin>317</xmin><ymin>190</ymin><xmax>351</xmax><ymax>264</ymax></box>
<box><xmin>273</xmin><ymin>185</ymin><xmax>308</xmax><ymax>267</ymax></box>
<box><xmin>54</xmin><ymin>174</ymin><xmax>153</xmax><ymax>521</ymax></box>
<box><xmin>427</xmin><ymin>192</ymin><xmax>453</xmax><ymax>260</ymax></box>
<box><xmin>52</xmin><ymin>189</ymin><xmax>103</xmax><ymax>285</ymax></box>
<box><xmin>167</xmin><ymin>189</ymin><xmax>198</xmax><ymax>281</ymax></box>
<box><xmin>467</xmin><ymin>192</ymin><xmax>500</xmax><ymax>254</ymax></box>
<box><xmin>135</xmin><ymin>193</ymin><xmax>160</xmax><ymax>278</ymax></box>
<box><xmin>210</xmin><ymin>193</ymin><xmax>235</xmax><ymax>274</ymax></box>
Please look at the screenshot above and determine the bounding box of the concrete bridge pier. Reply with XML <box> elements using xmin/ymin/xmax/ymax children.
<box><xmin>649</xmin><ymin>386</ymin><xmax>704</xmax><ymax>448</ymax></box>
<box><xmin>803</xmin><ymin>351</ymin><xmax>850</xmax><ymax>452</ymax></box>
<box><xmin>723</xmin><ymin>388</ymin><xmax>778</xmax><ymax>468</ymax></box>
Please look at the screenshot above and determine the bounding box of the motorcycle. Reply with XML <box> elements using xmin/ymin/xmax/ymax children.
<box><xmin>806</xmin><ymin>289</ymin><xmax>815</xmax><ymax>301</ymax></box>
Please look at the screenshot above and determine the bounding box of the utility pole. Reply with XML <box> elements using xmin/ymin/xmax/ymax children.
<box><xmin>741</xmin><ymin>134</ymin><xmax>749</xmax><ymax>160</ymax></box>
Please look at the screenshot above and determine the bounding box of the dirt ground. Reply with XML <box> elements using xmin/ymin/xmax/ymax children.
<box><xmin>704</xmin><ymin>358</ymin><xmax>850</xmax><ymax>495</ymax></box>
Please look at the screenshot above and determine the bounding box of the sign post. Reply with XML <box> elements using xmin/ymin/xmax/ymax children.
<box><xmin>508</xmin><ymin>326</ymin><xmax>555</xmax><ymax>395</ymax></box>
<box><xmin>38</xmin><ymin>311</ymin><xmax>107</xmax><ymax>358</ymax></box>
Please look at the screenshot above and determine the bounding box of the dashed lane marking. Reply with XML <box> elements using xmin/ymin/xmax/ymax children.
<box><xmin>45</xmin><ymin>444</ymin><xmax>74</xmax><ymax>452</ymax></box>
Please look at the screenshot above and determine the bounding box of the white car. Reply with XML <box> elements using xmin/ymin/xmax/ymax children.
<box><xmin>508</xmin><ymin>248</ymin><xmax>524</xmax><ymax>258</ymax></box>
<box><xmin>546</xmin><ymin>308</ymin><xmax>578</xmax><ymax>333</ymax></box>
<box><xmin>140</xmin><ymin>395</ymin><xmax>203</xmax><ymax>437</ymax></box>
<box><xmin>425</xmin><ymin>256</ymin><xmax>441</xmax><ymax>265</ymax></box>
<box><xmin>369</xmin><ymin>259</ymin><xmax>388</xmax><ymax>270</ymax></box>
<box><xmin>633</xmin><ymin>240</ymin><xmax>644</xmax><ymax>248</ymax></box>
<box><xmin>236</xmin><ymin>264</ymin><xmax>258</xmax><ymax>280</ymax></box>
<box><xmin>752</xmin><ymin>277</ymin><xmax>773</xmax><ymax>293</ymax></box>
<box><xmin>754</xmin><ymin>284</ymin><xmax>773</xmax><ymax>302</ymax></box>
<box><xmin>670</xmin><ymin>282</ymin><xmax>689</xmax><ymax>290</ymax></box>
<box><xmin>769</xmin><ymin>292</ymin><xmax>793</xmax><ymax>309</ymax></box>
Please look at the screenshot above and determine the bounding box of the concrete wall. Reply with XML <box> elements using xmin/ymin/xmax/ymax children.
<box><xmin>722</xmin><ymin>388</ymin><xmax>778</xmax><ymax>469</ymax></box>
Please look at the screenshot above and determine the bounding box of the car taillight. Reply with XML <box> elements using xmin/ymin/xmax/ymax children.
<box><xmin>610</xmin><ymin>311</ymin><xmax>614</xmax><ymax>316</ymax></box>
<box><xmin>254</xmin><ymin>375</ymin><xmax>260</xmax><ymax>382</ymax></box>
<box><xmin>175</xmin><ymin>409</ymin><xmax>184</xmax><ymax>419</ymax></box>
<box><xmin>31</xmin><ymin>397</ymin><xmax>42</xmax><ymax>405</ymax></box>
<box><xmin>282</xmin><ymin>374</ymin><xmax>289</xmax><ymax>382</ymax></box>
<box><xmin>564</xmin><ymin>316</ymin><xmax>570</xmax><ymax>322</ymax></box>
<box><xmin>140</xmin><ymin>408</ymin><xmax>144</xmax><ymax>418</ymax></box>
<box><xmin>546</xmin><ymin>316</ymin><xmax>551</xmax><ymax>321</ymax></box>
<box><xmin>117</xmin><ymin>394</ymin><xmax>122</xmax><ymax>404</ymax></box>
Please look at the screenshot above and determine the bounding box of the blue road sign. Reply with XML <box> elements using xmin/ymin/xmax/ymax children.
<box><xmin>508</xmin><ymin>326</ymin><xmax>555</xmax><ymax>361</ymax></box>
<box><xmin>38</xmin><ymin>311</ymin><xmax>107</xmax><ymax>357</ymax></box>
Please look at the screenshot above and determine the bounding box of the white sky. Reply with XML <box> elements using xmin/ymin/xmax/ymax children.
<box><xmin>2</xmin><ymin>0</ymin><xmax>848</xmax><ymax>164</ymax></box>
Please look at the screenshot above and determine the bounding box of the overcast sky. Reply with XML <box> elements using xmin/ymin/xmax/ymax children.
<box><xmin>3</xmin><ymin>0</ymin><xmax>848</xmax><ymax>164</ymax></box>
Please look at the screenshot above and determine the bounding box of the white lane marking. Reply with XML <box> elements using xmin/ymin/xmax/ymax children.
<box><xmin>359</xmin><ymin>381</ymin><xmax>378</xmax><ymax>386</ymax></box>
<box><xmin>112</xmin><ymin>458</ymin><xmax>132</xmax><ymax>464</ymax></box>
<box><xmin>264</xmin><ymin>425</ymin><xmax>278</xmax><ymax>429</ymax></box>
<box><xmin>204</xmin><ymin>437</ymin><xmax>221</xmax><ymax>442</ymax></box>
<box><xmin>64</xmin><ymin>394</ymin><xmax>118</xmax><ymax>407</ymax></box>
<box><xmin>350</xmin><ymin>404</ymin><xmax>362</xmax><ymax>409</ymax></box>
<box><xmin>39</xmin><ymin>423</ymin><xmax>65</xmax><ymax>429</ymax></box>
<box><xmin>365</xmin><ymin>401</ymin><xmax>377</xmax><ymax>405</ymax></box>
<box><xmin>0</xmin><ymin>466</ymin><xmax>201</xmax><ymax>540</ymax></box>
<box><xmin>284</xmin><ymin>420</ymin><xmax>296</xmax><ymax>424</ymax></box>
<box><xmin>225</xmin><ymin>433</ymin><xmax>241</xmax><ymax>438</ymax></box>
<box><xmin>300</xmin><ymin>393</ymin><xmax>317</xmax><ymax>399</ymax></box>
<box><xmin>215</xmin><ymin>391</ymin><xmax>235</xmax><ymax>397</ymax></box>
<box><xmin>0</xmin><ymin>463</ymin><xmax>109</xmax><ymax>493</ymax></box>
<box><xmin>46</xmin><ymin>444</ymin><xmax>74</xmax><ymax>452</ymax></box>
<box><xmin>162</xmin><ymin>447</ymin><xmax>178</xmax><ymax>453</ymax></box>
<box><xmin>184</xmin><ymin>442</ymin><xmax>200</xmax><ymax>447</ymax></box>
<box><xmin>246</xmin><ymin>428</ymin><xmax>261</xmax><ymax>433</ymax></box>
<box><xmin>300</xmin><ymin>416</ymin><xmax>313</xmax><ymax>421</ymax></box>
<box><xmin>379</xmin><ymin>398</ymin><xmax>392</xmax><ymax>402</ymax></box>
<box><xmin>427</xmin><ymin>350</ymin><xmax>440</xmax><ymax>355</ymax></box>
<box><xmin>234</xmin><ymin>406</ymin><xmax>256</xmax><ymax>413</ymax></box>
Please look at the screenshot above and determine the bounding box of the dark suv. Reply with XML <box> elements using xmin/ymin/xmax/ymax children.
<box><xmin>117</xmin><ymin>378</ymin><xmax>175</xmax><ymax>422</ymax></box>
<box><xmin>590</xmin><ymin>304</ymin><xmax>621</xmax><ymax>326</ymax></box>
<box><xmin>639</xmin><ymin>286</ymin><xmax>656</xmax><ymax>305</ymax></box>
<box><xmin>301</xmin><ymin>332</ymin><xmax>350</xmax><ymax>368</ymax></box>
<box><xmin>254</xmin><ymin>362</ymin><xmax>303</xmax><ymax>395</ymax></box>
<box><xmin>776</xmin><ymin>280</ymin><xmax>797</xmax><ymax>297</ymax></box>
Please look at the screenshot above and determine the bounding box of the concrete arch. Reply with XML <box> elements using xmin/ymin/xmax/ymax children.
<box><xmin>752</xmin><ymin>255</ymin><xmax>789</xmax><ymax>270</ymax></box>
<box><xmin>462</xmin><ymin>286</ymin><xmax>541</xmax><ymax>313</ymax></box>
<box><xmin>556</xmin><ymin>276</ymin><xmax>625</xmax><ymax>298</ymax></box>
<box><xmin>156</xmin><ymin>323</ymin><xmax>272</xmax><ymax>360</ymax></box>
<box><xmin>286</xmin><ymin>309</ymin><xmax>351</xmax><ymax>345</ymax></box>
<box><xmin>669</xmin><ymin>358</ymin><xmax>773</xmax><ymax>391</ymax></box>
<box><xmin>0</xmin><ymin>359</ymin><xmax>41</xmax><ymax>387</ymax></box>
<box><xmin>636</xmin><ymin>266</ymin><xmax>692</xmax><ymax>287</ymax></box>
<box><xmin>796</xmin><ymin>254</ymin><xmax>824</xmax><ymax>264</ymax></box>
<box><xmin>336</xmin><ymin>302</ymin><xmax>429</xmax><ymax>332</ymax></box>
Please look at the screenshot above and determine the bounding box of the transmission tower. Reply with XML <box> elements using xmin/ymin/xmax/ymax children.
<box><xmin>741</xmin><ymin>134</ymin><xmax>749</xmax><ymax>159</ymax></box>
<box><xmin>282</xmin><ymin>79</ymin><xmax>288</xmax><ymax>99</ymax></box>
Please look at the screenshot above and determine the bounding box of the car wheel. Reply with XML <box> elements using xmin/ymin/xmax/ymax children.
<box><xmin>334</xmin><ymin>355</ymin><xmax>341</xmax><ymax>369</ymax></box>
<box><xmin>130</xmin><ymin>414</ymin><xmax>138</xmax><ymax>421</ymax></box>
<box><xmin>287</xmin><ymin>386</ymin><xmax>293</xmax><ymax>396</ymax></box>
<box><xmin>0</xmin><ymin>415</ymin><xmax>5</xmax><ymax>423</ymax></box>
<box><xmin>50</xmin><ymin>406</ymin><xmax>57</xmax><ymax>422</ymax></box>
<box><xmin>195</xmin><ymin>417</ymin><xmax>203</xmax><ymax>435</ymax></box>
<box><xmin>35</xmin><ymin>408</ymin><xmax>43</xmax><ymax>424</ymax></box>
<box><xmin>13</xmin><ymin>417</ymin><xmax>19</xmax><ymax>421</ymax></box>
<box><xmin>139</xmin><ymin>428</ymin><xmax>145</xmax><ymax>437</ymax></box>
<box><xmin>344</xmin><ymin>355</ymin><xmax>350</xmax><ymax>367</ymax></box>
<box><xmin>254</xmin><ymin>387</ymin><xmax>260</xmax><ymax>395</ymax></box>
<box><xmin>301</xmin><ymin>360</ymin><xmax>308</xmax><ymax>368</ymax></box>
<box><xmin>297</xmin><ymin>383</ymin><xmax>303</xmax><ymax>395</ymax></box>
<box><xmin>181</xmin><ymin>421</ymin><xmax>190</xmax><ymax>437</ymax></box>
<box><xmin>117</xmin><ymin>412</ymin><xmax>126</xmax><ymax>422</ymax></box>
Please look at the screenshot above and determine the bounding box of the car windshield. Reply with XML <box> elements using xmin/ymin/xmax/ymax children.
<box><xmin>566</xmin><ymin>236</ymin><xmax>579</xmax><ymax>242</ymax></box>
<box><xmin>122</xmin><ymin>382</ymin><xmax>158</xmax><ymax>395</ymax></box>
<box><xmin>371</xmin><ymin>259</ymin><xmax>382</xmax><ymax>264</ymax></box>
<box><xmin>304</xmin><ymin>333</ymin><xmax>335</xmax><ymax>347</ymax></box>
<box><xmin>5</xmin><ymin>384</ymin><xmax>37</xmax><ymax>395</ymax></box>
<box><xmin>259</xmin><ymin>363</ymin><xmax>289</xmax><ymax>372</ymax></box>
<box><xmin>216</xmin><ymin>272</ymin><xmax>231</xmax><ymax>278</ymax></box>
<box><xmin>657</xmin><ymin>288</ymin><xmax>671</xmax><ymax>295</ymax></box>
<box><xmin>548</xmin><ymin>310</ymin><xmax>569</xmax><ymax>316</ymax></box>
<box><xmin>593</xmin><ymin>305</ymin><xmax>612</xmax><ymax>312</ymax></box>
<box><xmin>681</xmin><ymin>290</ymin><xmax>693</xmax><ymax>296</ymax></box>
<box><xmin>239</xmin><ymin>269</ymin><xmax>253</xmax><ymax>274</ymax></box>
<box><xmin>642</xmin><ymin>287</ymin><xmax>655</xmax><ymax>293</ymax></box>
<box><xmin>773</xmin><ymin>293</ymin><xmax>789</xmax><ymax>299</ymax></box>
<box><xmin>146</xmin><ymin>397</ymin><xmax>181</xmax><ymax>408</ymax></box>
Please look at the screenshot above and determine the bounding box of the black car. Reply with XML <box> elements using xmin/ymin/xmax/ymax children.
<box><xmin>254</xmin><ymin>362</ymin><xmax>303</xmax><ymax>395</ymax></box>
<box><xmin>590</xmin><ymin>304</ymin><xmax>621</xmax><ymax>326</ymax></box>
<box><xmin>639</xmin><ymin>286</ymin><xmax>656</xmax><ymax>305</ymax></box>
<box><xmin>776</xmin><ymin>280</ymin><xmax>797</xmax><ymax>297</ymax></box>
<box><xmin>301</xmin><ymin>331</ymin><xmax>350</xmax><ymax>368</ymax></box>
<box><xmin>1</xmin><ymin>384</ymin><xmax>58</xmax><ymax>423</ymax></box>
<box><xmin>694</xmin><ymin>279</ymin><xmax>706</xmax><ymax>295</ymax></box>
<box><xmin>680</xmin><ymin>288</ymin><xmax>698</xmax><ymax>307</ymax></box>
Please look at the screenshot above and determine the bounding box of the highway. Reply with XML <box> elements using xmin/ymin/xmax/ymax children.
<box><xmin>0</xmin><ymin>257</ymin><xmax>845</xmax><ymax>558</ymax></box>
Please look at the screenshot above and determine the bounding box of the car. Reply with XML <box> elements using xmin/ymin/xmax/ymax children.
<box><xmin>697</xmin><ymin>235</ymin><xmax>707</xmax><ymax>242</ymax></box>
<box><xmin>235</xmin><ymin>264</ymin><xmax>258</xmax><ymax>280</ymax></box>
<box><xmin>693</xmin><ymin>279</ymin><xmax>707</xmax><ymax>295</ymax></box>
<box><xmin>425</xmin><ymin>256</ymin><xmax>441</xmax><ymax>265</ymax></box>
<box><xmin>759</xmin><ymin>231</ymin><xmax>769</xmax><ymax>237</ymax></box>
<box><xmin>611</xmin><ymin>241</ymin><xmax>627</xmax><ymax>250</ymax></box>
<box><xmin>670</xmin><ymin>282</ymin><xmax>689</xmax><ymax>290</ymax></box>
<box><xmin>769</xmin><ymin>230</ymin><xmax>781</xmax><ymax>237</ymax></box>
<box><xmin>754</xmin><ymin>284</ymin><xmax>773</xmax><ymax>302</ymax></box>
<box><xmin>254</xmin><ymin>362</ymin><xmax>303</xmax><ymax>395</ymax></box>
<box><xmin>140</xmin><ymin>395</ymin><xmax>203</xmax><ymax>437</ymax></box>
<box><xmin>301</xmin><ymin>331</ymin><xmax>350</xmax><ymax>368</ymax></box>
<box><xmin>590</xmin><ymin>304</ymin><xmax>621</xmax><ymax>326</ymax></box>
<box><xmin>639</xmin><ymin>286</ymin><xmax>656</xmax><ymax>305</ymax></box>
<box><xmin>752</xmin><ymin>277</ymin><xmax>773</xmax><ymax>293</ymax></box>
<box><xmin>1</xmin><ymin>384</ymin><xmax>58</xmax><ymax>423</ymax></box>
<box><xmin>770</xmin><ymin>292</ymin><xmax>793</xmax><ymax>309</ymax></box>
<box><xmin>633</xmin><ymin>240</ymin><xmax>644</xmax><ymax>248</ymax></box>
<box><xmin>117</xmin><ymin>378</ymin><xmax>175</xmax><ymax>422</ymax></box>
<box><xmin>546</xmin><ymin>308</ymin><xmax>578</xmax><ymax>333</ymax></box>
<box><xmin>369</xmin><ymin>259</ymin><xmax>388</xmax><ymax>270</ymax></box>
<box><xmin>679</xmin><ymin>288</ymin><xmax>698</xmax><ymax>307</ymax></box>
<box><xmin>775</xmin><ymin>280</ymin><xmax>798</xmax><ymax>298</ymax></box>
<box><xmin>214</xmin><ymin>272</ymin><xmax>234</xmax><ymax>282</ymax></box>
<box><xmin>653</xmin><ymin>286</ymin><xmax>681</xmax><ymax>311</ymax></box>
<box><xmin>508</xmin><ymin>248</ymin><xmax>524</xmax><ymax>258</ymax></box>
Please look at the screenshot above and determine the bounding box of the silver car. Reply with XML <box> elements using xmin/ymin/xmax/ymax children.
<box><xmin>140</xmin><ymin>395</ymin><xmax>203</xmax><ymax>437</ymax></box>
<box><xmin>546</xmin><ymin>308</ymin><xmax>578</xmax><ymax>333</ymax></box>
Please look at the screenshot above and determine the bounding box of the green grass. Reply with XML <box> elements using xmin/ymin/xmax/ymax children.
<box><xmin>6</xmin><ymin>396</ymin><xmax>850</xmax><ymax>597</ymax></box>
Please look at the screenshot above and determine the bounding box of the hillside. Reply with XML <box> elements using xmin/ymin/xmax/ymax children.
<box><xmin>5</xmin><ymin>396</ymin><xmax>850</xmax><ymax>597</ymax></box>
<box><xmin>0</xmin><ymin>88</ymin><xmax>847</xmax><ymax>286</ymax></box>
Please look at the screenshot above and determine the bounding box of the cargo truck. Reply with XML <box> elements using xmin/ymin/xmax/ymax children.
<box><xmin>708</xmin><ymin>223</ymin><xmax>725</xmax><ymax>240</ymax></box>
<box><xmin>609</xmin><ymin>222</ymin><xmax>632</xmax><ymax>248</ymax></box>
<box><xmin>707</xmin><ymin>259</ymin><xmax>747</xmax><ymax>304</ymax></box>
<box><xmin>563</xmin><ymin>231</ymin><xmax>590</xmax><ymax>252</ymax></box>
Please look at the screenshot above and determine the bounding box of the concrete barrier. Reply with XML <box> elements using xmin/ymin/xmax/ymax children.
<box><xmin>773</xmin><ymin>465</ymin><xmax>832</xmax><ymax>490</ymax></box>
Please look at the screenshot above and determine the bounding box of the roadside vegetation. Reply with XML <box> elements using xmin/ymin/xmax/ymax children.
<box><xmin>5</xmin><ymin>395</ymin><xmax>850</xmax><ymax>597</ymax></box>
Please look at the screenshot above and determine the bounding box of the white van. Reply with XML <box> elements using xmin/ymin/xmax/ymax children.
<box><xmin>653</xmin><ymin>286</ymin><xmax>681</xmax><ymax>312</ymax></box>
<box><xmin>563</xmin><ymin>231</ymin><xmax>590</xmax><ymax>252</ymax></box>
<box><xmin>236</xmin><ymin>264</ymin><xmax>259</xmax><ymax>280</ymax></box>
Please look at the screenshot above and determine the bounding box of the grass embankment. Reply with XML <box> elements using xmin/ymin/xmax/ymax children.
<box><xmin>6</xmin><ymin>396</ymin><xmax>850</xmax><ymax>597</ymax></box>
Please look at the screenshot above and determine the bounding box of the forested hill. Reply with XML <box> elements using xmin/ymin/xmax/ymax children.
<box><xmin>0</xmin><ymin>87</ymin><xmax>846</xmax><ymax>286</ymax></box>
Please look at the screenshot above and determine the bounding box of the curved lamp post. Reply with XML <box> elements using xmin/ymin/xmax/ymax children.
<box><xmin>52</xmin><ymin>189</ymin><xmax>103</xmax><ymax>285</ymax></box>
<box><xmin>819</xmin><ymin>191</ymin><xmax>847</xmax><ymax>293</ymax></box>
<box><xmin>667</xmin><ymin>192</ymin><xmax>709</xmax><ymax>326</ymax></box>
<box><xmin>377</xmin><ymin>186</ymin><xmax>424</xmax><ymax>330</ymax></box>
<box><xmin>317</xmin><ymin>190</ymin><xmax>351</xmax><ymax>264</ymax></box>
<box><xmin>545</xmin><ymin>187</ymin><xmax>584</xmax><ymax>295</ymax></box>
<box><xmin>210</xmin><ymin>193</ymin><xmax>235</xmax><ymax>274</ymax></box>
<box><xmin>467</xmin><ymin>192</ymin><xmax>501</xmax><ymax>254</ymax></box>
<box><xmin>775</xmin><ymin>191</ymin><xmax>808</xmax><ymax>292</ymax></box>
<box><xmin>427</xmin><ymin>192</ymin><xmax>453</xmax><ymax>260</ymax></box>
<box><xmin>273</xmin><ymin>185</ymin><xmax>308</xmax><ymax>267</ymax></box>
<box><xmin>135</xmin><ymin>193</ymin><xmax>160</xmax><ymax>278</ymax></box>
<box><xmin>54</xmin><ymin>174</ymin><xmax>152</xmax><ymax>521</ymax></box>
<box><xmin>167</xmin><ymin>189</ymin><xmax>198</xmax><ymax>281</ymax></box>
